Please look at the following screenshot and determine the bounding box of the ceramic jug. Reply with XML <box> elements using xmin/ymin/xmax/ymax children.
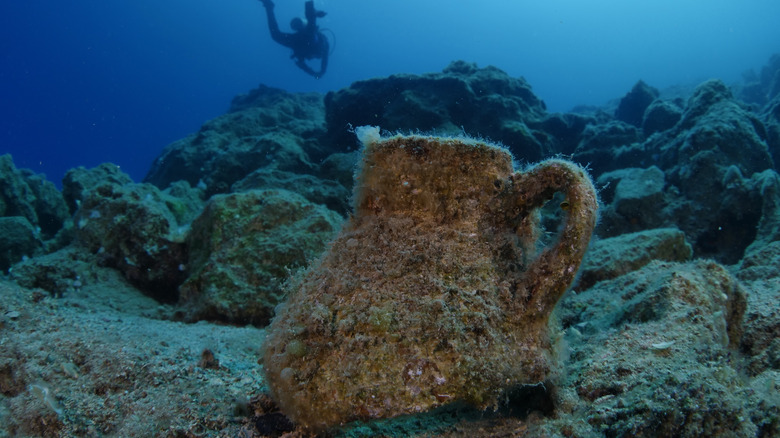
<box><xmin>262</xmin><ymin>127</ymin><xmax>598</xmax><ymax>430</ymax></box>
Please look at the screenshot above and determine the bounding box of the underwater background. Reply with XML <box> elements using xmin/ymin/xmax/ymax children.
<box><xmin>2</xmin><ymin>1</ymin><xmax>780</xmax><ymax>437</ymax></box>
<box><xmin>2</xmin><ymin>0</ymin><xmax>780</xmax><ymax>183</ymax></box>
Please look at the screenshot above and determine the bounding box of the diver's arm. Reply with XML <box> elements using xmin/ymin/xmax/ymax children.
<box><xmin>295</xmin><ymin>58</ymin><xmax>319</xmax><ymax>78</ymax></box>
<box><xmin>304</xmin><ymin>1</ymin><xmax>326</xmax><ymax>30</ymax></box>
<box><xmin>261</xmin><ymin>0</ymin><xmax>295</xmax><ymax>47</ymax></box>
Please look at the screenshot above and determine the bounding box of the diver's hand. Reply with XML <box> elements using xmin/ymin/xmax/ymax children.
<box><xmin>259</xmin><ymin>0</ymin><xmax>274</xmax><ymax>9</ymax></box>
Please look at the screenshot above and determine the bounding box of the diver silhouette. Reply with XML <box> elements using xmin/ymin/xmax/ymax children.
<box><xmin>259</xmin><ymin>0</ymin><xmax>329</xmax><ymax>78</ymax></box>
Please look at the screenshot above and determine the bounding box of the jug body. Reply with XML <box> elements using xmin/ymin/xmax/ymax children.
<box><xmin>263</xmin><ymin>131</ymin><xmax>598</xmax><ymax>430</ymax></box>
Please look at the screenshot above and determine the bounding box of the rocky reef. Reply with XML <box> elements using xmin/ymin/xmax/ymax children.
<box><xmin>1</xmin><ymin>57</ymin><xmax>780</xmax><ymax>437</ymax></box>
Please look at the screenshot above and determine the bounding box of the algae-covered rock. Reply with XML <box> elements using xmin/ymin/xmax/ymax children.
<box><xmin>317</xmin><ymin>151</ymin><xmax>360</xmax><ymax>189</ymax></box>
<box><xmin>612</xmin><ymin>166</ymin><xmax>665</xmax><ymax>217</ymax></box>
<box><xmin>159</xmin><ymin>180</ymin><xmax>206</xmax><ymax>226</ymax></box>
<box><xmin>642</xmin><ymin>98</ymin><xmax>683</xmax><ymax>136</ymax></box>
<box><xmin>575</xmin><ymin>227</ymin><xmax>692</xmax><ymax>291</ymax></box>
<box><xmin>0</xmin><ymin>154</ymin><xmax>68</xmax><ymax>239</ymax></box>
<box><xmin>665</xmin><ymin>80</ymin><xmax>772</xmax><ymax>178</ymax></box>
<box><xmin>550</xmin><ymin>260</ymin><xmax>756</xmax><ymax>436</ymax></box>
<box><xmin>10</xmin><ymin>246</ymin><xmax>97</xmax><ymax>296</ymax></box>
<box><xmin>324</xmin><ymin>61</ymin><xmax>552</xmax><ymax>161</ymax></box>
<box><xmin>739</xmin><ymin>53</ymin><xmax>780</xmax><ymax>107</ymax></box>
<box><xmin>535</xmin><ymin>112</ymin><xmax>595</xmax><ymax>156</ymax></box>
<box><xmin>739</xmin><ymin>169</ymin><xmax>780</xmax><ymax>259</ymax></box>
<box><xmin>596</xmin><ymin>166</ymin><xmax>667</xmax><ymax>235</ymax></box>
<box><xmin>572</xmin><ymin>121</ymin><xmax>642</xmax><ymax>175</ymax></box>
<box><xmin>736</xmin><ymin>238</ymin><xmax>780</xmax><ymax>377</ymax></box>
<box><xmin>73</xmin><ymin>176</ymin><xmax>191</xmax><ymax>302</ymax></box>
<box><xmin>144</xmin><ymin>85</ymin><xmax>327</xmax><ymax>194</ymax></box>
<box><xmin>178</xmin><ymin>189</ymin><xmax>342</xmax><ymax>325</ymax></box>
<box><xmin>62</xmin><ymin>163</ymin><xmax>133</xmax><ymax>214</ymax></box>
<box><xmin>232</xmin><ymin>168</ymin><xmax>350</xmax><ymax>216</ymax></box>
<box><xmin>579</xmin><ymin>79</ymin><xmax>774</xmax><ymax>263</ymax></box>
<box><xmin>0</xmin><ymin>216</ymin><xmax>41</xmax><ymax>272</ymax></box>
<box><xmin>615</xmin><ymin>80</ymin><xmax>660</xmax><ymax>127</ymax></box>
<box><xmin>763</xmin><ymin>94</ymin><xmax>780</xmax><ymax>167</ymax></box>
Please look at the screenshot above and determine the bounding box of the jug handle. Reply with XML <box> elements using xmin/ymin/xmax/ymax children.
<box><xmin>508</xmin><ymin>159</ymin><xmax>598</xmax><ymax>319</ymax></box>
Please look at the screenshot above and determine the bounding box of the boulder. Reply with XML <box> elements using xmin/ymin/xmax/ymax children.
<box><xmin>596</xmin><ymin>166</ymin><xmax>667</xmax><ymax>235</ymax></box>
<box><xmin>535</xmin><ymin>112</ymin><xmax>596</xmax><ymax>156</ymax></box>
<box><xmin>317</xmin><ymin>151</ymin><xmax>359</xmax><ymax>189</ymax></box>
<box><xmin>736</xmin><ymin>240</ymin><xmax>780</xmax><ymax>376</ymax></box>
<box><xmin>762</xmin><ymin>94</ymin><xmax>780</xmax><ymax>166</ymax></box>
<box><xmin>178</xmin><ymin>189</ymin><xmax>343</xmax><ymax>325</ymax></box>
<box><xmin>324</xmin><ymin>61</ymin><xmax>553</xmax><ymax>162</ymax></box>
<box><xmin>71</xmin><ymin>169</ymin><xmax>198</xmax><ymax>302</ymax></box>
<box><xmin>572</xmin><ymin>121</ymin><xmax>642</xmax><ymax>175</ymax></box>
<box><xmin>642</xmin><ymin>98</ymin><xmax>683</xmax><ymax>136</ymax></box>
<box><xmin>232</xmin><ymin>168</ymin><xmax>350</xmax><ymax>216</ymax></box>
<box><xmin>144</xmin><ymin>85</ymin><xmax>327</xmax><ymax>195</ymax></box>
<box><xmin>0</xmin><ymin>216</ymin><xmax>41</xmax><ymax>272</ymax></box>
<box><xmin>575</xmin><ymin>227</ymin><xmax>692</xmax><ymax>291</ymax></box>
<box><xmin>615</xmin><ymin>80</ymin><xmax>660</xmax><ymax>127</ymax></box>
<box><xmin>62</xmin><ymin>163</ymin><xmax>133</xmax><ymax>214</ymax></box>
<box><xmin>550</xmin><ymin>260</ymin><xmax>755</xmax><ymax>436</ymax></box>
<box><xmin>0</xmin><ymin>154</ymin><xmax>68</xmax><ymax>239</ymax></box>
<box><xmin>589</xmin><ymin>79</ymin><xmax>775</xmax><ymax>263</ymax></box>
<box><xmin>739</xmin><ymin>53</ymin><xmax>780</xmax><ymax>106</ymax></box>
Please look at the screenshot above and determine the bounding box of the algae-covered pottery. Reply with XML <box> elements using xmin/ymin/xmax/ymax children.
<box><xmin>262</xmin><ymin>127</ymin><xmax>598</xmax><ymax>430</ymax></box>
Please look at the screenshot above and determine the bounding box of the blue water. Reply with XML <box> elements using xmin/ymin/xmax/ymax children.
<box><xmin>1</xmin><ymin>0</ymin><xmax>779</xmax><ymax>185</ymax></box>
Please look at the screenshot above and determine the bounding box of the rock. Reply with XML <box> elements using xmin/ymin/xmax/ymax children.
<box><xmin>159</xmin><ymin>180</ymin><xmax>206</xmax><ymax>226</ymax></box>
<box><xmin>227</xmin><ymin>83</ymin><xmax>303</xmax><ymax>113</ymax></box>
<box><xmin>669</xmin><ymin>80</ymin><xmax>771</xmax><ymax>176</ymax></box>
<box><xmin>572</xmin><ymin>121</ymin><xmax>642</xmax><ymax>175</ymax></box>
<box><xmin>178</xmin><ymin>189</ymin><xmax>343</xmax><ymax>325</ymax></box>
<box><xmin>0</xmin><ymin>216</ymin><xmax>41</xmax><ymax>272</ymax></box>
<box><xmin>10</xmin><ymin>246</ymin><xmax>98</xmax><ymax>298</ymax></box>
<box><xmin>739</xmin><ymin>81</ymin><xmax>767</xmax><ymax>107</ymax></box>
<box><xmin>735</xmin><ymin>170</ymin><xmax>780</xmax><ymax>376</ymax></box>
<box><xmin>739</xmin><ymin>53</ymin><xmax>780</xmax><ymax>106</ymax></box>
<box><xmin>615</xmin><ymin>80</ymin><xmax>660</xmax><ymax>127</ymax></box>
<box><xmin>642</xmin><ymin>98</ymin><xmax>682</xmax><ymax>136</ymax></box>
<box><xmin>592</xmin><ymin>79</ymin><xmax>776</xmax><ymax>263</ymax></box>
<box><xmin>317</xmin><ymin>151</ymin><xmax>359</xmax><ymax>189</ymax></box>
<box><xmin>740</xmin><ymin>170</ymin><xmax>780</xmax><ymax>258</ymax></box>
<box><xmin>763</xmin><ymin>94</ymin><xmax>780</xmax><ymax>166</ymax></box>
<box><xmin>613</xmin><ymin>166</ymin><xmax>665</xmax><ymax>218</ymax></box>
<box><xmin>534</xmin><ymin>112</ymin><xmax>596</xmax><ymax>156</ymax></box>
<box><xmin>323</xmin><ymin>61</ymin><xmax>552</xmax><ymax>162</ymax></box>
<box><xmin>0</xmin><ymin>154</ymin><xmax>68</xmax><ymax>239</ymax></box>
<box><xmin>762</xmin><ymin>54</ymin><xmax>780</xmax><ymax>100</ymax></box>
<box><xmin>232</xmin><ymin>168</ymin><xmax>350</xmax><ymax>216</ymax></box>
<box><xmin>549</xmin><ymin>260</ymin><xmax>756</xmax><ymax>437</ymax></box>
<box><xmin>596</xmin><ymin>166</ymin><xmax>667</xmax><ymax>235</ymax></box>
<box><xmin>62</xmin><ymin>163</ymin><xmax>133</xmax><ymax>214</ymax></box>
<box><xmin>676</xmin><ymin>79</ymin><xmax>735</xmax><ymax>125</ymax></box>
<box><xmin>735</xmin><ymin>240</ymin><xmax>780</xmax><ymax>376</ymax></box>
<box><xmin>144</xmin><ymin>85</ymin><xmax>327</xmax><ymax>195</ymax></box>
<box><xmin>72</xmin><ymin>173</ymin><xmax>192</xmax><ymax>302</ymax></box>
<box><xmin>738</xmin><ymin>240</ymin><xmax>780</xmax><ymax>283</ymax></box>
<box><xmin>575</xmin><ymin>228</ymin><xmax>692</xmax><ymax>291</ymax></box>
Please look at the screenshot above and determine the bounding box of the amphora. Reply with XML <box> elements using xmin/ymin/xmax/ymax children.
<box><xmin>263</xmin><ymin>127</ymin><xmax>598</xmax><ymax>430</ymax></box>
